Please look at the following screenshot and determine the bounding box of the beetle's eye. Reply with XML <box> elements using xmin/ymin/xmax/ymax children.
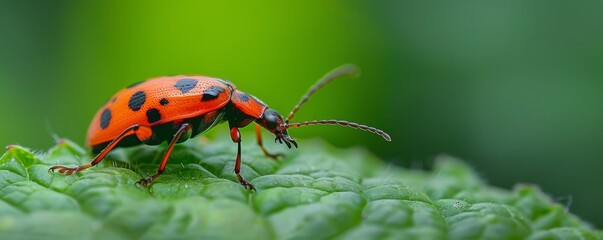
<box><xmin>265</xmin><ymin>114</ymin><xmax>278</xmax><ymax>130</ymax></box>
<box><xmin>262</xmin><ymin>109</ymin><xmax>282</xmax><ymax>131</ymax></box>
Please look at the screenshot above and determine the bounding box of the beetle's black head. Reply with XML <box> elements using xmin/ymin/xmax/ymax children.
<box><xmin>256</xmin><ymin>109</ymin><xmax>298</xmax><ymax>148</ymax></box>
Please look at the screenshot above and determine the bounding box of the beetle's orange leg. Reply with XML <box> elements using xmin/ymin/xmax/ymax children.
<box><xmin>255</xmin><ymin>123</ymin><xmax>282</xmax><ymax>160</ymax></box>
<box><xmin>230</xmin><ymin>127</ymin><xmax>255</xmax><ymax>191</ymax></box>
<box><xmin>136</xmin><ymin>123</ymin><xmax>192</xmax><ymax>186</ymax></box>
<box><xmin>49</xmin><ymin>124</ymin><xmax>151</xmax><ymax>175</ymax></box>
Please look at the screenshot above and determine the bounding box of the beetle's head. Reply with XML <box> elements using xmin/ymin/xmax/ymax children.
<box><xmin>256</xmin><ymin>109</ymin><xmax>298</xmax><ymax>148</ymax></box>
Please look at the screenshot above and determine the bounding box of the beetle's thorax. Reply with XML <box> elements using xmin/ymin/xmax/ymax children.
<box><xmin>225</xmin><ymin>89</ymin><xmax>296</xmax><ymax>148</ymax></box>
<box><xmin>227</xmin><ymin>89</ymin><xmax>268</xmax><ymax>128</ymax></box>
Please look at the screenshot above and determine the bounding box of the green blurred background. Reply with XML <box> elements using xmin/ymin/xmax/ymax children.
<box><xmin>1</xmin><ymin>1</ymin><xmax>602</xmax><ymax>227</ymax></box>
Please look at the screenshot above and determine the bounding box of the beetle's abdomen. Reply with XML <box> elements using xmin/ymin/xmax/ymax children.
<box><xmin>87</xmin><ymin>76</ymin><xmax>233</xmax><ymax>147</ymax></box>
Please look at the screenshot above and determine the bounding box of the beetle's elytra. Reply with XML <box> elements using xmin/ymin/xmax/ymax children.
<box><xmin>49</xmin><ymin>65</ymin><xmax>391</xmax><ymax>190</ymax></box>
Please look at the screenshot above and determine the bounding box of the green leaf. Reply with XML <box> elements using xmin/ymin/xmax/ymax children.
<box><xmin>0</xmin><ymin>136</ymin><xmax>600</xmax><ymax>240</ymax></box>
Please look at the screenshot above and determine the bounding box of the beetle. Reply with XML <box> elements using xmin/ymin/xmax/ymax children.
<box><xmin>49</xmin><ymin>65</ymin><xmax>391</xmax><ymax>190</ymax></box>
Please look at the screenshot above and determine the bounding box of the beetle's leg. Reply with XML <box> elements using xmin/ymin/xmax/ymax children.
<box><xmin>255</xmin><ymin>123</ymin><xmax>283</xmax><ymax>160</ymax></box>
<box><xmin>230</xmin><ymin>127</ymin><xmax>255</xmax><ymax>191</ymax></box>
<box><xmin>136</xmin><ymin>123</ymin><xmax>192</xmax><ymax>186</ymax></box>
<box><xmin>49</xmin><ymin>124</ymin><xmax>152</xmax><ymax>175</ymax></box>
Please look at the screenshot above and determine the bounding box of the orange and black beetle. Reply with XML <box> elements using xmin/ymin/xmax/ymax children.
<box><xmin>50</xmin><ymin>65</ymin><xmax>390</xmax><ymax>190</ymax></box>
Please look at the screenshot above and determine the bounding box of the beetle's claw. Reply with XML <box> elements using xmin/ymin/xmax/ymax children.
<box><xmin>240</xmin><ymin>180</ymin><xmax>256</xmax><ymax>191</ymax></box>
<box><xmin>49</xmin><ymin>165</ymin><xmax>79</xmax><ymax>175</ymax></box>
<box><xmin>266</xmin><ymin>152</ymin><xmax>284</xmax><ymax>159</ymax></box>
<box><xmin>135</xmin><ymin>177</ymin><xmax>153</xmax><ymax>187</ymax></box>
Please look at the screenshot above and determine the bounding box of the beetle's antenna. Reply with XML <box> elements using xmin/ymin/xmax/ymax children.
<box><xmin>285</xmin><ymin>120</ymin><xmax>391</xmax><ymax>141</ymax></box>
<box><xmin>283</xmin><ymin>65</ymin><xmax>390</xmax><ymax>142</ymax></box>
<box><xmin>285</xmin><ymin>64</ymin><xmax>359</xmax><ymax>123</ymax></box>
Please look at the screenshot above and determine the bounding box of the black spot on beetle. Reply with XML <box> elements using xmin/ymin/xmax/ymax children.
<box><xmin>174</xmin><ymin>78</ymin><xmax>198</xmax><ymax>94</ymax></box>
<box><xmin>100</xmin><ymin>109</ymin><xmax>112</xmax><ymax>129</ymax></box>
<box><xmin>237</xmin><ymin>93</ymin><xmax>250</xmax><ymax>102</ymax></box>
<box><xmin>127</xmin><ymin>81</ymin><xmax>144</xmax><ymax>89</ymax></box>
<box><xmin>201</xmin><ymin>86</ymin><xmax>225</xmax><ymax>101</ymax></box>
<box><xmin>146</xmin><ymin>108</ymin><xmax>161</xmax><ymax>124</ymax></box>
<box><xmin>159</xmin><ymin>98</ymin><xmax>169</xmax><ymax>106</ymax></box>
<box><xmin>128</xmin><ymin>91</ymin><xmax>146</xmax><ymax>111</ymax></box>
